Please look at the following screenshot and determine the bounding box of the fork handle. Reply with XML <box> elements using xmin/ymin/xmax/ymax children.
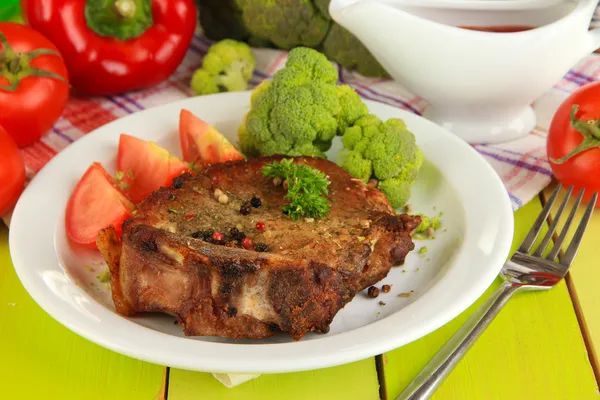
<box><xmin>396</xmin><ymin>282</ymin><xmax>520</xmax><ymax>400</ymax></box>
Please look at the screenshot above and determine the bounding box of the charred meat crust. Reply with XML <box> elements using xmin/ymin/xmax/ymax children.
<box><xmin>97</xmin><ymin>156</ymin><xmax>421</xmax><ymax>340</ymax></box>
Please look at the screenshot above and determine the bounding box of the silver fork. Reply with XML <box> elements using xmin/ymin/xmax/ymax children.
<box><xmin>397</xmin><ymin>185</ymin><xmax>598</xmax><ymax>400</ymax></box>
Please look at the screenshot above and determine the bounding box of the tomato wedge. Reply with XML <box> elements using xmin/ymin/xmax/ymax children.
<box><xmin>65</xmin><ymin>163</ymin><xmax>134</xmax><ymax>248</ymax></box>
<box><xmin>179</xmin><ymin>109</ymin><xmax>244</xmax><ymax>166</ymax></box>
<box><xmin>117</xmin><ymin>134</ymin><xmax>190</xmax><ymax>203</ymax></box>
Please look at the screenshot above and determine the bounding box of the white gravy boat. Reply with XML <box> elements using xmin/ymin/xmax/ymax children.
<box><xmin>330</xmin><ymin>0</ymin><xmax>600</xmax><ymax>143</ymax></box>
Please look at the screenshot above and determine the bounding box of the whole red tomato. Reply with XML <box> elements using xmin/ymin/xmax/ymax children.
<box><xmin>547</xmin><ymin>81</ymin><xmax>600</xmax><ymax>203</ymax></box>
<box><xmin>0</xmin><ymin>125</ymin><xmax>26</xmax><ymax>217</ymax></box>
<box><xmin>0</xmin><ymin>22</ymin><xmax>69</xmax><ymax>148</ymax></box>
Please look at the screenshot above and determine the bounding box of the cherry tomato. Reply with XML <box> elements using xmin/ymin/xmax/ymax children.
<box><xmin>65</xmin><ymin>163</ymin><xmax>134</xmax><ymax>248</ymax></box>
<box><xmin>0</xmin><ymin>124</ymin><xmax>25</xmax><ymax>216</ymax></box>
<box><xmin>0</xmin><ymin>22</ymin><xmax>69</xmax><ymax>147</ymax></box>
<box><xmin>547</xmin><ymin>81</ymin><xmax>600</xmax><ymax>204</ymax></box>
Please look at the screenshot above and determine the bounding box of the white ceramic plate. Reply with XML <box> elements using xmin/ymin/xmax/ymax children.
<box><xmin>9</xmin><ymin>91</ymin><xmax>513</xmax><ymax>374</ymax></box>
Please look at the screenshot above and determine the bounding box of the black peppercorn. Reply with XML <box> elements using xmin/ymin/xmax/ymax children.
<box><xmin>254</xmin><ymin>243</ymin><xmax>269</xmax><ymax>252</ymax></box>
<box><xmin>172</xmin><ymin>177</ymin><xmax>184</xmax><ymax>189</ymax></box>
<box><xmin>191</xmin><ymin>229</ymin><xmax>214</xmax><ymax>240</ymax></box>
<box><xmin>229</xmin><ymin>227</ymin><xmax>246</xmax><ymax>240</ymax></box>
<box><xmin>381</xmin><ymin>284</ymin><xmax>392</xmax><ymax>293</ymax></box>
<box><xmin>367</xmin><ymin>286</ymin><xmax>380</xmax><ymax>298</ymax></box>
<box><xmin>240</xmin><ymin>201</ymin><xmax>252</xmax><ymax>215</ymax></box>
<box><xmin>250</xmin><ymin>196</ymin><xmax>262</xmax><ymax>208</ymax></box>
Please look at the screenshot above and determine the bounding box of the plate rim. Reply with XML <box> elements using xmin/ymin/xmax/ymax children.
<box><xmin>9</xmin><ymin>91</ymin><xmax>514</xmax><ymax>373</ymax></box>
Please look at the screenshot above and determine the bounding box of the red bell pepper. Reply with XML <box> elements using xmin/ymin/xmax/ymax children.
<box><xmin>21</xmin><ymin>0</ymin><xmax>196</xmax><ymax>96</ymax></box>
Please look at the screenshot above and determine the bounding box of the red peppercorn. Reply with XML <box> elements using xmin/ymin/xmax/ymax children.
<box><xmin>212</xmin><ymin>232</ymin><xmax>223</xmax><ymax>242</ymax></box>
<box><xmin>256</xmin><ymin>221</ymin><xmax>266</xmax><ymax>232</ymax></box>
<box><xmin>241</xmin><ymin>237</ymin><xmax>254</xmax><ymax>250</ymax></box>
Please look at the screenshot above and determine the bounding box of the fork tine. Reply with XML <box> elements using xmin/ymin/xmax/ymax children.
<box><xmin>532</xmin><ymin>186</ymin><xmax>573</xmax><ymax>257</ymax></box>
<box><xmin>559</xmin><ymin>192</ymin><xmax>598</xmax><ymax>266</ymax></box>
<box><xmin>518</xmin><ymin>184</ymin><xmax>562</xmax><ymax>253</ymax></box>
<box><xmin>546</xmin><ymin>188</ymin><xmax>585</xmax><ymax>261</ymax></box>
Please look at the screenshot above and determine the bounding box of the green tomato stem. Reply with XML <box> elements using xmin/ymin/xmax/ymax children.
<box><xmin>551</xmin><ymin>105</ymin><xmax>600</xmax><ymax>164</ymax></box>
<box><xmin>0</xmin><ymin>32</ymin><xmax>67</xmax><ymax>92</ymax></box>
<box><xmin>85</xmin><ymin>0</ymin><xmax>153</xmax><ymax>41</ymax></box>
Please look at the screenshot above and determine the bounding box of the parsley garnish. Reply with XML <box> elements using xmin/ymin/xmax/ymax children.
<box><xmin>262</xmin><ymin>159</ymin><xmax>331</xmax><ymax>220</ymax></box>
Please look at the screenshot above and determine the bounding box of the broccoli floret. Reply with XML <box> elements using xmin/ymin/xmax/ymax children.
<box><xmin>338</xmin><ymin>148</ymin><xmax>372</xmax><ymax>181</ymax></box>
<box><xmin>337</xmin><ymin>85</ymin><xmax>369</xmax><ymax>135</ymax></box>
<box><xmin>413</xmin><ymin>213</ymin><xmax>443</xmax><ymax>240</ymax></box>
<box><xmin>337</xmin><ymin>114</ymin><xmax>423</xmax><ymax>208</ymax></box>
<box><xmin>190</xmin><ymin>39</ymin><xmax>256</xmax><ymax>95</ymax></box>
<box><xmin>239</xmin><ymin>47</ymin><xmax>368</xmax><ymax>158</ymax></box>
<box><xmin>236</xmin><ymin>0</ymin><xmax>330</xmax><ymax>49</ymax></box>
<box><xmin>378</xmin><ymin>178</ymin><xmax>414</xmax><ymax>209</ymax></box>
<box><xmin>190</xmin><ymin>69</ymin><xmax>219</xmax><ymax>95</ymax></box>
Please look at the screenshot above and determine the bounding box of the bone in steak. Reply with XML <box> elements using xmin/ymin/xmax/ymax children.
<box><xmin>97</xmin><ymin>156</ymin><xmax>421</xmax><ymax>340</ymax></box>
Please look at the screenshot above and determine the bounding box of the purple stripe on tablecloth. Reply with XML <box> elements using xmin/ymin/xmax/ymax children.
<box><xmin>568</xmin><ymin>70</ymin><xmax>597</xmax><ymax>84</ymax></box>
<box><xmin>118</xmin><ymin>94</ymin><xmax>145</xmax><ymax>111</ymax></box>
<box><xmin>106</xmin><ymin>96</ymin><xmax>137</xmax><ymax>114</ymax></box>
<box><xmin>554</xmin><ymin>86</ymin><xmax>573</xmax><ymax>94</ymax></box>
<box><xmin>509</xmin><ymin>193</ymin><xmax>523</xmax><ymax>208</ymax></box>
<box><xmin>51</xmin><ymin>127</ymin><xmax>74</xmax><ymax>143</ymax></box>
<box><xmin>337</xmin><ymin>66</ymin><xmax>421</xmax><ymax>114</ymax></box>
<box><xmin>355</xmin><ymin>84</ymin><xmax>421</xmax><ymax>115</ymax></box>
<box><xmin>198</xmin><ymin>36</ymin><xmax>214</xmax><ymax>47</ymax></box>
<box><xmin>476</xmin><ymin>144</ymin><xmax>546</xmax><ymax>160</ymax></box>
<box><xmin>254</xmin><ymin>70</ymin><xmax>270</xmax><ymax>79</ymax></box>
<box><xmin>476</xmin><ymin>148</ymin><xmax>554</xmax><ymax>177</ymax></box>
<box><xmin>565</xmin><ymin>72</ymin><xmax>592</xmax><ymax>87</ymax></box>
<box><xmin>189</xmin><ymin>43</ymin><xmax>207</xmax><ymax>56</ymax></box>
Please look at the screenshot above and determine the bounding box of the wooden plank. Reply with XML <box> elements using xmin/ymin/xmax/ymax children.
<box><xmin>383</xmin><ymin>198</ymin><xmax>598</xmax><ymax>399</ymax></box>
<box><xmin>168</xmin><ymin>359</ymin><xmax>380</xmax><ymax>400</ymax></box>
<box><xmin>0</xmin><ymin>227</ymin><xmax>166</xmax><ymax>399</ymax></box>
<box><xmin>542</xmin><ymin>184</ymin><xmax>600</xmax><ymax>383</ymax></box>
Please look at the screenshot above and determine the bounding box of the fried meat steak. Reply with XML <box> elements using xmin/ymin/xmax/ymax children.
<box><xmin>97</xmin><ymin>156</ymin><xmax>420</xmax><ymax>340</ymax></box>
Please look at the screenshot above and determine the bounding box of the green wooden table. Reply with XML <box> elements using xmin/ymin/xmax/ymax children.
<box><xmin>1</xmin><ymin>190</ymin><xmax>598</xmax><ymax>399</ymax></box>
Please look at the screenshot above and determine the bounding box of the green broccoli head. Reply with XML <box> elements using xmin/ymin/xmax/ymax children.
<box><xmin>190</xmin><ymin>39</ymin><xmax>256</xmax><ymax>95</ymax></box>
<box><xmin>337</xmin><ymin>114</ymin><xmax>423</xmax><ymax>208</ymax></box>
<box><xmin>236</xmin><ymin>0</ymin><xmax>330</xmax><ymax>50</ymax></box>
<box><xmin>240</xmin><ymin>47</ymin><xmax>367</xmax><ymax>158</ymax></box>
<box><xmin>197</xmin><ymin>0</ymin><xmax>251</xmax><ymax>42</ymax></box>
